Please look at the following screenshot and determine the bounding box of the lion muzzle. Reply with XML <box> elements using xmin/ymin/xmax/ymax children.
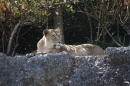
<box><xmin>54</xmin><ymin>42</ymin><xmax>61</xmax><ymax>49</ymax></box>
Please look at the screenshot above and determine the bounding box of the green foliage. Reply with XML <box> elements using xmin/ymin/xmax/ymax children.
<box><xmin>0</xmin><ymin>16</ymin><xmax>5</xmax><ymax>21</ymax></box>
<box><xmin>64</xmin><ymin>0</ymin><xmax>66</xmax><ymax>3</ymax></box>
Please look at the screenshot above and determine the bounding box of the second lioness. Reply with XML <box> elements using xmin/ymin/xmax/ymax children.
<box><xmin>37</xmin><ymin>29</ymin><xmax>105</xmax><ymax>56</ymax></box>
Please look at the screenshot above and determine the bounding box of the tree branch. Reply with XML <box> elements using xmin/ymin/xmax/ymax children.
<box><xmin>7</xmin><ymin>21</ymin><xmax>21</xmax><ymax>55</ymax></box>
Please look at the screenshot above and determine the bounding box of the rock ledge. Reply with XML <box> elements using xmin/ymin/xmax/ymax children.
<box><xmin>0</xmin><ymin>46</ymin><xmax>130</xmax><ymax>86</ymax></box>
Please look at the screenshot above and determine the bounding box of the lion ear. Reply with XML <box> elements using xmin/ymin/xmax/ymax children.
<box><xmin>43</xmin><ymin>29</ymin><xmax>49</xmax><ymax>36</ymax></box>
<box><xmin>56</xmin><ymin>27</ymin><xmax>60</xmax><ymax>31</ymax></box>
<box><xmin>55</xmin><ymin>27</ymin><xmax>60</xmax><ymax>32</ymax></box>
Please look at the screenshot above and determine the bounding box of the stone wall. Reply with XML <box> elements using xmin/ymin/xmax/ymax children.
<box><xmin>0</xmin><ymin>46</ymin><xmax>130</xmax><ymax>86</ymax></box>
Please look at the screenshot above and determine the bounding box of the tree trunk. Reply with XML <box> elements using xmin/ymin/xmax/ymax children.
<box><xmin>54</xmin><ymin>5</ymin><xmax>65</xmax><ymax>43</ymax></box>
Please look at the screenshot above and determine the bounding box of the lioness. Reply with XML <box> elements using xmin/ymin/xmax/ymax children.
<box><xmin>37</xmin><ymin>29</ymin><xmax>105</xmax><ymax>56</ymax></box>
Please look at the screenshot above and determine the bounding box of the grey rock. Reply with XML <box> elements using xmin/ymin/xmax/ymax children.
<box><xmin>0</xmin><ymin>47</ymin><xmax>130</xmax><ymax>86</ymax></box>
<box><xmin>105</xmin><ymin>46</ymin><xmax>130</xmax><ymax>63</ymax></box>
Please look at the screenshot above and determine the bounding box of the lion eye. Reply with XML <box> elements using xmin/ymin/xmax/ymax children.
<box><xmin>53</xmin><ymin>35</ymin><xmax>56</xmax><ymax>39</ymax></box>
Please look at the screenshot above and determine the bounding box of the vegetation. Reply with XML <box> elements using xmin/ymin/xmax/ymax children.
<box><xmin>0</xmin><ymin>0</ymin><xmax>130</xmax><ymax>55</ymax></box>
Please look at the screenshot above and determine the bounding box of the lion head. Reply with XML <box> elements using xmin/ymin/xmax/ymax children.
<box><xmin>43</xmin><ymin>29</ymin><xmax>61</xmax><ymax>48</ymax></box>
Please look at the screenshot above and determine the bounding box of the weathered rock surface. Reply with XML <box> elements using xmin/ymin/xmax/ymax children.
<box><xmin>0</xmin><ymin>46</ymin><xmax>130</xmax><ymax>86</ymax></box>
<box><xmin>105</xmin><ymin>46</ymin><xmax>130</xmax><ymax>63</ymax></box>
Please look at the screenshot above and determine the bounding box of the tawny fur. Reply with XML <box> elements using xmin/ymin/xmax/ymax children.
<box><xmin>37</xmin><ymin>29</ymin><xmax>105</xmax><ymax>56</ymax></box>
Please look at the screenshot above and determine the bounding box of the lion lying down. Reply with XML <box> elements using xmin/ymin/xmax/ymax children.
<box><xmin>37</xmin><ymin>29</ymin><xmax>105</xmax><ymax>56</ymax></box>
